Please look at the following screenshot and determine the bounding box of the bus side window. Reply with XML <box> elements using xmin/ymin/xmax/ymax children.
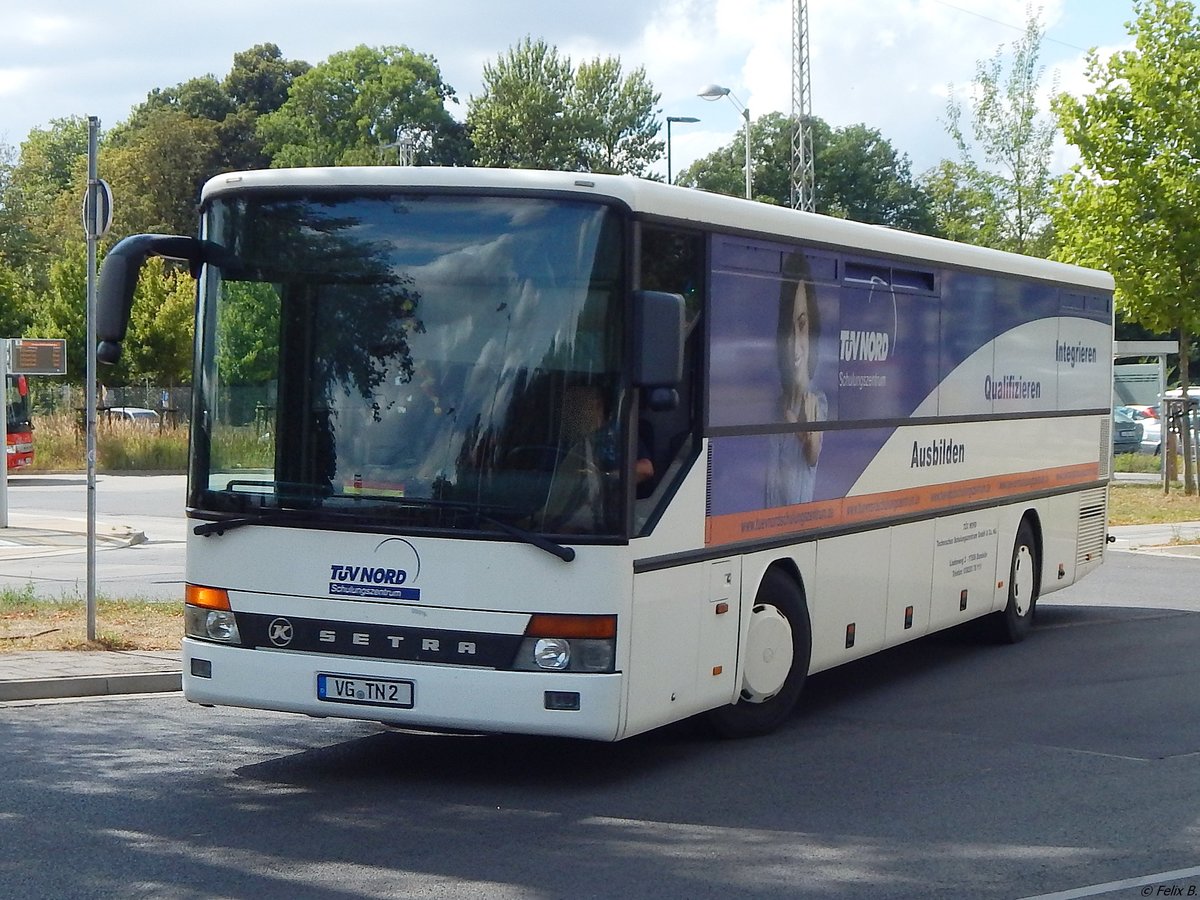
<box><xmin>637</xmin><ymin>226</ymin><xmax>704</xmax><ymax>523</ymax></box>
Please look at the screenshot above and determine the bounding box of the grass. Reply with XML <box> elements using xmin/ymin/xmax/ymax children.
<box><xmin>1108</xmin><ymin>481</ymin><xmax>1200</xmax><ymax>525</ymax></box>
<box><xmin>29</xmin><ymin>411</ymin><xmax>273</xmax><ymax>473</ymax></box>
<box><xmin>0</xmin><ymin>586</ymin><xmax>182</xmax><ymax>653</ymax></box>
<box><xmin>1113</xmin><ymin>452</ymin><xmax>1163</xmax><ymax>474</ymax></box>
<box><xmin>29</xmin><ymin>411</ymin><xmax>189</xmax><ymax>472</ymax></box>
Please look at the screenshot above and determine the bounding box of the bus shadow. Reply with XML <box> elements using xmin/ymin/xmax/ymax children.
<box><xmin>235</xmin><ymin>605</ymin><xmax>1158</xmax><ymax>791</ymax></box>
<box><xmin>236</xmin><ymin>715</ymin><xmax>710</xmax><ymax>790</ymax></box>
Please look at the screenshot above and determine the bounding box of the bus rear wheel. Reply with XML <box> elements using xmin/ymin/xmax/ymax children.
<box><xmin>988</xmin><ymin>519</ymin><xmax>1039</xmax><ymax>644</ymax></box>
<box><xmin>706</xmin><ymin>568</ymin><xmax>811</xmax><ymax>738</ymax></box>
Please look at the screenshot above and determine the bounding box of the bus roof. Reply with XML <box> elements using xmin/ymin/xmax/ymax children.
<box><xmin>201</xmin><ymin>167</ymin><xmax>1114</xmax><ymax>293</ymax></box>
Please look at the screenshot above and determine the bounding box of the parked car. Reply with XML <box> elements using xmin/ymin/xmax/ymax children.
<box><xmin>1112</xmin><ymin>407</ymin><xmax>1144</xmax><ymax>455</ymax></box>
<box><xmin>1135</xmin><ymin>405</ymin><xmax>1198</xmax><ymax>456</ymax></box>
<box><xmin>1121</xmin><ymin>404</ymin><xmax>1159</xmax><ymax>424</ymax></box>
<box><xmin>1139</xmin><ymin>416</ymin><xmax>1163</xmax><ymax>455</ymax></box>
<box><xmin>105</xmin><ymin>406</ymin><xmax>161</xmax><ymax>426</ymax></box>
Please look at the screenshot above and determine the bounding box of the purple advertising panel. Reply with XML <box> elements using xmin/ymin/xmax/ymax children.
<box><xmin>707</xmin><ymin>236</ymin><xmax>839</xmax><ymax>430</ymax></box>
<box><xmin>704</xmin><ymin>234</ymin><xmax>1112</xmax><ymax>548</ymax></box>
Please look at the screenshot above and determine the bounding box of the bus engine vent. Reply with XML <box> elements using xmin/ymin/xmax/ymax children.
<box><xmin>1098</xmin><ymin>416</ymin><xmax>1112</xmax><ymax>479</ymax></box>
<box><xmin>1077</xmin><ymin>487</ymin><xmax>1108</xmax><ymax>565</ymax></box>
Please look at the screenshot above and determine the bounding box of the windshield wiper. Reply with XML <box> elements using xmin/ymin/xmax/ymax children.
<box><xmin>347</xmin><ymin>495</ymin><xmax>576</xmax><ymax>563</ymax></box>
<box><xmin>194</xmin><ymin>494</ymin><xmax>575</xmax><ymax>562</ymax></box>
<box><xmin>193</xmin><ymin>509</ymin><xmax>319</xmax><ymax>536</ymax></box>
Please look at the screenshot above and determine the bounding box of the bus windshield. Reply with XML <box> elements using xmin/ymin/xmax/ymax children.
<box><xmin>192</xmin><ymin>192</ymin><xmax>629</xmax><ymax>539</ymax></box>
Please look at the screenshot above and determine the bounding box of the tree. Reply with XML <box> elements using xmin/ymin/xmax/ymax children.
<box><xmin>571</xmin><ymin>57</ymin><xmax>662</xmax><ymax>175</ymax></box>
<box><xmin>676</xmin><ymin>112</ymin><xmax>935</xmax><ymax>232</ymax></box>
<box><xmin>467</xmin><ymin>39</ymin><xmax>662</xmax><ymax>174</ymax></box>
<box><xmin>258</xmin><ymin>45</ymin><xmax>463</xmax><ymax>167</ymax></box>
<box><xmin>223</xmin><ymin>43</ymin><xmax>311</xmax><ymax>115</ymax></box>
<box><xmin>1</xmin><ymin>117</ymin><xmax>89</xmax><ymax>283</ymax></box>
<box><xmin>944</xmin><ymin>10</ymin><xmax>1056</xmax><ymax>255</ymax></box>
<box><xmin>123</xmin><ymin>258</ymin><xmax>195</xmax><ymax>386</ymax></box>
<box><xmin>1053</xmin><ymin>0</ymin><xmax>1200</xmax><ymax>493</ymax></box>
<box><xmin>918</xmin><ymin>159</ymin><xmax>1006</xmax><ymax>246</ymax></box>
<box><xmin>0</xmin><ymin>260</ymin><xmax>32</xmax><ymax>338</ymax></box>
<box><xmin>468</xmin><ymin>38</ymin><xmax>577</xmax><ymax>170</ymax></box>
<box><xmin>101</xmin><ymin>109</ymin><xmax>223</xmax><ymax>237</ymax></box>
<box><xmin>818</xmin><ymin>123</ymin><xmax>935</xmax><ymax>233</ymax></box>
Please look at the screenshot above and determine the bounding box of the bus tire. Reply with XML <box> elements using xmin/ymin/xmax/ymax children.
<box><xmin>988</xmin><ymin>519</ymin><xmax>1039</xmax><ymax>644</ymax></box>
<box><xmin>706</xmin><ymin>568</ymin><xmax>811</xmax><ymax>739</ymax></box>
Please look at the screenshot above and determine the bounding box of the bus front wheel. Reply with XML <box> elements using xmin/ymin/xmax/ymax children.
<box><xmin>987</xmin><ymin>519</ymin><xmax>1040</xmax><ymax>644</ymax></box>
<box><xmin>706</xmin><ymin>568</ymin><xmax>811</xmax><ymax>738</ymax></box>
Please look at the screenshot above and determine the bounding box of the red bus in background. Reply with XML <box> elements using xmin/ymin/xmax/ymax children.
<box><xmin>5</xmin><ymin>374</ymin><xmax>33</xmax><ymax>472</ymax></box>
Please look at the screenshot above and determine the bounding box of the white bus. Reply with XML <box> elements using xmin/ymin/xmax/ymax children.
<box><xmin>97</xmin><ymin>168</ymin><xmax>1113</xmax><ymax>740</ymax></box>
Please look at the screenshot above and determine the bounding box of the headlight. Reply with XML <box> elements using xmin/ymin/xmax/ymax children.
<box><xmin>185</xmin><ymin>606</ymin><xmax>242</xmax><ymax>644</ymax></box>
<box><xmin>534</xmin><ymin>638</ymin><xmax>571</xmax><ymax>669</ymax></box>
<box><xmin>510</xmin><ymin>613</ymin><xmax>617</xmax><ymax>673</ymax></box>
<box><xmin>513</xmin><ymin>636</ymin><xmax>615</xmax><ymax>673</ymax></box>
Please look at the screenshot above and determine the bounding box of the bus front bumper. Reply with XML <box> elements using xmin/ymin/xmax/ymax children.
<box><xmin>182</xmin><ymin>638</ymin><xmax>625</xmax><ymax>741</ymax></box>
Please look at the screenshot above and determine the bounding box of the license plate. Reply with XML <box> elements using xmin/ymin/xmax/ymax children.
<box><xmin>317</xmin><ymin>673</ymin><xmax>414</xmax><ymax>709</ymax></box>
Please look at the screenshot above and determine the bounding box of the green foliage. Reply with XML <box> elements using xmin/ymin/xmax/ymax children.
<box><xmin>919</xmin><ymin>159</ymin><xmax>1006</xmax><ymax>245</ymax></box>
<box><xmin>571</xmin><ymin>57</ymin><xmax>663</xmax><ymax>175</ymax></box>
<box><xmin>224</xmin><ymin>43</ymin><xmax>312</xmax><ymax>114</ymax></box>
<box><xmin>676</xmin><ymin>112</ymin><xmax>934</xmax><ymax>232</ymax></box>
<box><xmin>0</xmin><ymin>260</ymin><xmax>32</xmax><ymax>337</ymax></box>
<box><xmin>818</xmin><ymin>123</ymin><xmax>935</xmax><ymax>232</ymax></box>
<box><xmin>1</xmin><ymin>117</ymin><xmax>90</xmax><ymax>282</ymax></box>
<box><xmin>468</xmin><ymin>38</ymin><xmax>577</xmax><ymax>169</ymax></box>
<box><xmin>1054</xmin><ymin>0</ymin><xmax>1200</xmax><ymax>336</ymax></box>
<box><xmin>29</xmin><ymin>243</ymin><xmax>88</xmax><ymax>381</ymax></box>
<box><xmin>28</xmin><ymin>248</ymin><xmax>193</xmax><ymax>387</ymax></box>
<box><xmin>1053</xmin><ymin>0</ymin><xmax>1200</xmax><ymax>491</ymax></box>
<box><xmin>125</xmin><ymin>258</ymin><xmax>196</xmax><ymax>385</ymax></box>
<box><xmin>258</xmin><ymin>44</ymin><xmax>461</xmax><ymax>167</ymax></box>
<box><xmin>468</xmin><ymin>38</ymin><xmax>662</xmax><ymax>174</ymax></box>
<box><xmin>943</xmin><ymin>11</ymin><xmax>1056</xmax><ymax>254</ymax></box>
<box><xmin>102</xmin><ymin>109</ymin><xmax>223</xmax><ymax>236</ymax></box>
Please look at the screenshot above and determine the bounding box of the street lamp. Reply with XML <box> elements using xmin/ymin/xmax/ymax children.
<box><xmin>698</xmin><ymin>83</ymin><xmax>751</xmax><ymax>199</ymax></box>
<box><xmin>666</xmin><ymin>115</ymin><xmax>700</xmax><ymax>185</ymax></box>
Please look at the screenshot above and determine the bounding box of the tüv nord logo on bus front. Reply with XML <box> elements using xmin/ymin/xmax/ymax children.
<box><xmin>328</xmin><ymin>537</ymin><xmax>422</xmax><ymax>601</ymax></box>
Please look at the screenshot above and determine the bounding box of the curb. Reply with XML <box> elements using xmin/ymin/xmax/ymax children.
<box><xmin>0</xmin><ymin>671</ymin><xmax>182</xmax><ymax>702</ymax></box>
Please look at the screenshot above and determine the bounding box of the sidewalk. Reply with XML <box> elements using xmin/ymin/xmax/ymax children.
<box><xmin>3</xmin><ymin>514</ymin><xmax>1200</xmax><ymax>705</ymax></box>
<box><xmin>0</xmin><ymin>650</ymin><xmax>181</xmax><ymax>702</ymax></box>
<box><xmin>2</xmin><ymin>514</ymin><xmax>181</xmax><ymax>703</ymax></box>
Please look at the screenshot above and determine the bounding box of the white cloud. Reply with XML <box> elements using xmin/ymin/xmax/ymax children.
<box><xmin>0</xmin><ymin>0</ymin><xmax>1138</xmax><ymax>181</ymax></box>
<box><xmin>9</xmin><ymin>14</ymin><xmax>79</xmax><ymax>48</ymax></box>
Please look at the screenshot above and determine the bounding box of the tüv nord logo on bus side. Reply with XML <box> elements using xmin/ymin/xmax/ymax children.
<box><xmin>840</xmin><ymin>274</ymin><xmax>898</xmax><ymax>363</ymax></box>
<box><xmin>839</xmin><ymin>329</ymin><xmax>890</xmax><ymax>362</ymax></box>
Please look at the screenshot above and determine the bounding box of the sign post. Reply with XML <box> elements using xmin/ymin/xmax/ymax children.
<box><xmin>84</xmin><ymin>116</ymin><xmax>106</xmax><ymax>642</ymax></box>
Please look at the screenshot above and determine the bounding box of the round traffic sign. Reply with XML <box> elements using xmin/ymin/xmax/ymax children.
<box><xmin>81</xmin><ymin>179</ymin><xmax>114</xmax><ymax>238</ymax></box>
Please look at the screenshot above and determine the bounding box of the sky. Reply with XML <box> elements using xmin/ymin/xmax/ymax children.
<box><xmin>1</xmin><ymin>0</ymin><xmax>1139</xmax><ymax>180</ymax></box>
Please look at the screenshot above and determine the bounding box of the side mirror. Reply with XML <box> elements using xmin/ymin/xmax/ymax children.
<box><xmin>633</xmin><ymin>290</ymin><xmax>684</xmax><ymax>389</ymax></box>
<box><xmin>97</xmin><ymin>234</ymin><xmax>205</xmax><ymax>365</ymax></box>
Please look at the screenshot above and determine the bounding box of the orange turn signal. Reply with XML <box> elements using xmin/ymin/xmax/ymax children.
<box><xmin>185</xmin><ymin>583</ymin><xmax>231</xmax><ymax>611</ymax></box>
<box><xmin>524</xmin><ymin>613</ymin><xmax>616</xmax><ymax>639</ymax></box>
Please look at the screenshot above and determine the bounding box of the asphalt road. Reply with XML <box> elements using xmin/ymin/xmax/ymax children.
<box><xmin>2</xmin><ymin>563</ymin><xmax>1199</xmax><ymax>898</ymax></box>
<box><xmin>0</xmin><ymin>473</ymin><xmax>186</xmax><ymax>599</ymax></box>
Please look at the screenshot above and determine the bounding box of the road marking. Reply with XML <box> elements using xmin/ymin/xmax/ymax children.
<box><xmin>1019</xmin><ymin>864</ymin><xmax>1200</xmax><ymax>899</ymax></box>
